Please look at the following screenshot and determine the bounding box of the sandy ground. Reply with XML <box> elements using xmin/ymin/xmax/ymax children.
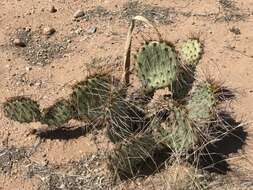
<box><xmin>0</xmin><ymin>0</ymin><xmax>253</xmax><ymax>189</ymax></box>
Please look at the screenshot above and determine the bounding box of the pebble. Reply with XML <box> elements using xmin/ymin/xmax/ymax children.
<box><xmin>59</xmin><ymin>184</ymin><xmax>65</xmax><ymax>189</ymax></box>
<box><xmin>25</xmin><ymin>66</ymin><xmax>32</xmax><ymax>71</ymax></box>
<box><xmin>43</xmin><ymin>27</ymin><xmax>56</xmax><ymax>35</ymax></box>
<box><xmin>73</xmin><ymin>10</ymin><xmax>84</xmax><ymax>18</ymax></box>
<box><xmin>34</xmin><ymin>81</ymin><xmax>42</xmax><ymax>87</ymax></box>
<box><xmin>87</xmin><ymin>26</ymin><xmax>97</xmax><ymax>34</ymax></box>
<box><xmin>13</xmin><ymin>38</ymin><xmax>26</xmax><ymax>47</ymax></box>
<box><xmin>50</xmin><ymin>5</ymin><xmax>57</xmax><ymax>13</ymax></box>
<box><xmin>230</xmin><ymin>27</ymin><xmax>241</xmax><ymax>35</ymax></box>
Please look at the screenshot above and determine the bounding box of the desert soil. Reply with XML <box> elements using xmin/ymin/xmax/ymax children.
<box><xmin>0</xmin><ymin>0</ymin><xmax>253</xmax><ymax>189</ymax></box>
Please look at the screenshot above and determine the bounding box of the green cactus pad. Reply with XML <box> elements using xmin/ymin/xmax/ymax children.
<box><xmin>136</xmin><ymin>41</ymin><xmax>180</xmax><ymax>91</ymax></box>
<box><xmin>3</xmin><ymin>97</ymin><xmax>41</xmax><ymax>123</ymax></box>
<box><xmin>187</xmin><ymin>81</ymin><xmax>216</xmax><ymax>125</ymax></box>
<box><xmin>181</xmin><ymin>39</ymin><xmax>202</xmax><ymax>65</ymax></box>
<box><xmin>109</xmin><ymin>135</ymin><xmax>157</xmax><ymax>179</ymax></box>
<box><xmin>157</xmin><ymin>105</ymin><xmax>198</xmax><ymax>152</ymax></box>
<box><xmin>42</xmin><ymin>99</ymin><xmax>74</xmax><ymax>127</ymax></box>
<box><xmin>70</xmin><ymin>75</ymin><xmax>111</xmax><ymax>121</ymax></box>
<box><xmin>107</xmin><ymin>98</ymin><xmax>145</xmax><ymax>143</ymax></box>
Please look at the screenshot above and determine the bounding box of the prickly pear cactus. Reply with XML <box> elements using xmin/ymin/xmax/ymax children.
<box><xmin>42</xmin><ymin>99</ymin><xmax>74</xmax><ymax>127</ymax></box>
<box><xmin>136</xmin><ymin>41</ymin><xmax>180</xmax><ymax>91</ymax></box>
<box><xmin>71</xmin><ymin>75</ymin><xmax>111</xmax><ymax>121</ymax></box>
<box><xmin>181</xmin><ymin>39</ymin><xmax>202</xmax><ymax>65</ymax></box>
<box><xmin>187</xmin><ymin>81</ymin><xmax>216</xmax><ymax>125</ymax></box>
<box><xmin>3</xmin><ymin>97</ymin><xmax>41</xmax><ymax>123</ymax></box>
<box><xmin>156</xmin><ymin>104</ymin><xmax>198</xmax><ymax>152</ymax></box>
<box><xmin>109</xmin><ymin>135</ymin><xmax>157</xmax><ymax>179</ymax></box>
<box><xmin>172</xmin><ymin>66</ymin><xmax>195</xmax><ymax>100</ymax></box>
<box><xmin>107</xmin><ymin>98</ymin><xmax>145</xmax><ymax>143</ymax></box>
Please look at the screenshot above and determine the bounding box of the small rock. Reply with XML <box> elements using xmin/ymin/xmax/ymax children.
<box><xmin>13</xmin><ymin>38</ymin><xmax>26</xmax><ymax>47</ymax></box>
<box><xmin>59</xmin><ymin>184</ymin><xmax>65</xmax><ymax>189</ymax></box>
<box><xmin>34</xmin><ymin>81</ymin><xmax>42</xmax><ymax>87</ymax></box>
<box><xmin>50</xmin><ymin>5</ymin><xmax>57</xmax><ymax>13</ymax></box>
<box><xmin>43</xmin><ymin>27</ymin><xmax>56</xmax><ymax>35</ymax></box>
<box><xmin>25</xmin><ymin>11</ymin><xmax>32</xmax><ymax>15</ymax></box>
<box><xmin>24</xmin><ymin>26</ymin><xmax>31</xmax><ymax>32</ymax></box>
<box><xmin>230</xmin><ymin>27</ymin><xmax>241</xmax><ymax>35</ymax></box>
<box><xmin>87</xmin><ymin>26</ymin><xmax>97</xmax><ymax>34</ymax></box>
<box><xmin>25</xmin><ymin>66</ymin><xmax>32</xmax><ymax>71</ymax></box>
<box><xmin>73</xmin><ymin>10</ymin><xmax>84</xmax><ymax>18</ymax></box>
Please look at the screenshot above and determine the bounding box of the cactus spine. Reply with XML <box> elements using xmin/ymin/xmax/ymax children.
<box><xmin>107</xmin><ymin>98</ymin><xmax>145</xmax><ymax>143</ymax></box>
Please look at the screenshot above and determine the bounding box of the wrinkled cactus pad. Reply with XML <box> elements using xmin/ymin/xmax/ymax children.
<box><xmin>3</xmin><ymin>96</ymin><xmax>41</xmax><ymax>123</ymax></box>
<box><xmin>136</xmin><ymin>41</ymin><xmax>180</xmax><ymax>91</ymax></box>
<box><xmin>181</xmin><ymin>39</ymin><xmax>202</xmax><ymax>65</ymax></box>
<box><xmin>42</xmin><ymin>99</ymin><xmax>74</xmax><ymax>127</ymax></box>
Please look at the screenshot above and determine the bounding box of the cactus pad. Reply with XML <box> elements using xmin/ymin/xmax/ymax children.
<box><xmin>42</xmin><ymin>99</ymin><xmax>74</xmax><ymax>127</ymax></box>
<box><xmin>155</xmin><ymin>104</ymin><xmax>198</xmax><ymax>152</ymax></box>
<box><xmin>187</xmin><ymin>81</ymin><xmax>216</xmax><ymax>125</ymax></box>
<box><xmin>136</xmin><ymin>41</ymin><xmax>180</xmax><ymax>91</ymax></box>
<box><xmin>181</xmin><ymin>39</ymin><xmax>202</xmax><ymax>65</ymax></box>
<box><xmin>109</xmin><ymin>135</ymin><xmax>157</xmax><ymax>179</ymax></box>
<box><xmin>71</xmin><ymin>75</ymin><xmax>111</xmax><ymax>121</ymax></box>
<box><xmin>172</xmin><ymin>66</ymin><xmax>195</xmax><ymax>100</ymax></box>
<box><xmin>3</xmin><ymin>97</ymin><xmax>41</xmax><ymax>123</ymax></box>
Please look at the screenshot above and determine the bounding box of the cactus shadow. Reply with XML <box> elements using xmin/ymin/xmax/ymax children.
<box><xmin>33</xmin><ymin>125</ymin><xmax>93</xmax><ymax>140</ymax></box>
<box><xmin>194</xmin><ymin>112</ymin><xmax>247</xmax><ymax>174</ymax></box>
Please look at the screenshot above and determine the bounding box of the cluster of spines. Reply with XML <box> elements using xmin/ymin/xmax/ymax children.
<box><xmin>107</xmin><ymin>97</ymin><xmax>146</xmax><ymax>143</ymax></box>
